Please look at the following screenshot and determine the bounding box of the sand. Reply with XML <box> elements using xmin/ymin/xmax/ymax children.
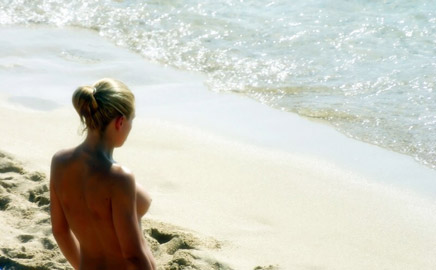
<box><xmin>0</xmin><ymin>151</ymin><xmax>240</xmax><ymax>270</ymax></box>
<box><xmin>1</xmin><ymin>25</ymin><xmax>436</xmax><ymax>270</ymax></box>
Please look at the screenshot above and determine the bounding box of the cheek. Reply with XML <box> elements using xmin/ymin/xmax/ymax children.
<box><xmin>128</xmin><ymin>120</ymin><xmax>133</xmax><ymax>132</ymax></box>
<box><xmin>124</xmin><ymin>121</ymin><xmax>133</xmax><ymax>138</ymax></box>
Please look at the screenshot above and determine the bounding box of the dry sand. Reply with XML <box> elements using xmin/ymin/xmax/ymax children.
<box><xmin>0</xmin><ymin>151</ymin><xmax>245</xmax><ymax>270</ymax></box>
<box><xmin>1</xmin><ymin>101</ymin><xmax>436</xmax><ymax>270</ymax></box>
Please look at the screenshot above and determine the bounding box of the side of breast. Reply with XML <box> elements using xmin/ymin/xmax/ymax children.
<box><xmin>136</xmin><ymin>183</ymin><xmax>152</xmax><ymax>218</ymax></box>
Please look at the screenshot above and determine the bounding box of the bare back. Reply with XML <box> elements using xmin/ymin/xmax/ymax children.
<box><xmin>50</xmin><ymin>147</ymin><xmax>153</xmax><ymax>269</ymax></box>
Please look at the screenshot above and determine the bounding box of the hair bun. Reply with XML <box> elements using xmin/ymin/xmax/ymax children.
<box><xmin>72</xmin><ymin>85</ymin><xmax>100</xmax><ymax>128</ymax></box>
<box><xmin>72</xmin><ymin>78</ymin><xmax>135</xmax><ymax>132</ymax></box>
<box><xmin>90</xmin><ymin>86</ymin><xmax>99</xmax><ymax>110</ymax></box>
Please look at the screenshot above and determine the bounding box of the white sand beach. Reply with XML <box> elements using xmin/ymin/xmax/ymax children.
<box><xmin>1</xmin><ymin>26</ymin><xmax>436</xmax><ymax>270</ymax></box>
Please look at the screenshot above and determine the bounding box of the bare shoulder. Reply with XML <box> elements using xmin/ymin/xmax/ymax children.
<box><xmin>50</xmin><ymin>148</ymin><xmax>78</xmax><ymax>184</ymax></box>
<box><xmin>109</xmin><ymin>164</ymin><xmax>136</xmax><ymax>194</ymax></box>
<box><xmin>51</xmin><ymin>148</ymin><xmax>76</xmax><ymax>166</ymax></box>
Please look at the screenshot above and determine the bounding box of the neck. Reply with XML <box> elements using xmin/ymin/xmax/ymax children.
<box><xmin>81</xmin><ymin>129</ymin><xmax>114</xmax><ymax>162</ymax></box>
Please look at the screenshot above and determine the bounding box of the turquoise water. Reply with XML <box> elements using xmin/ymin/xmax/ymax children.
<box><xmin>2</xmin><ymin>0</ymin><xmax>436</xmax><ymax>168</ymax></box>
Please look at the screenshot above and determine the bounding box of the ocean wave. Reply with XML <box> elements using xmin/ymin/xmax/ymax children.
<box><xmin>1</xmin><ymin>0</ymin><xmax>436</xmax><ymax>169</ymax></box>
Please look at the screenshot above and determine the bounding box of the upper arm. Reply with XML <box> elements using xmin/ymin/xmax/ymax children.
<box><xmin>111</xmin><ymin>172</ymin><xmax>146</xmax><ymax>259</ymax></box>
<box><xmin>50</xmin><ymin>154</ymin><xmax>69</xmax><ymax>235</ymax></box>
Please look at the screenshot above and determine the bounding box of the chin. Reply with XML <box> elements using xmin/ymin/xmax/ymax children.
<box><xmin>115</xmin><ymin>142</ymin><xmax>125</xmax><ymax>148</ymax></box>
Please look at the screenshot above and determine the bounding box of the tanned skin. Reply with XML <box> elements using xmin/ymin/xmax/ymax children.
<box><xmin>50</xmin><ymin>115</ymin><xmax>156</xmax><ymax>270</ymax></box>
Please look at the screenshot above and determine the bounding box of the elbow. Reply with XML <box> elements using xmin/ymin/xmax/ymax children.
<box><xmin>124</xmin><ymin>255</ymin><xmax>141</xmax><ymax>265</ymax></box>
<box><xmin>122</xmin><ymin>245</ymin><xmax>153</xmax><ymax>270</ymax></box>
<box><xmin>123</xmin><ymin>254</ymin><xmax>152</xmax><ymax>270</ymax></box>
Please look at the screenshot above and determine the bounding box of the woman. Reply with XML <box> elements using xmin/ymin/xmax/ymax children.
<box><xmin>50</xmin><ymin>78</ymin><xmax>156</xmax><ymax>270</ymax></box>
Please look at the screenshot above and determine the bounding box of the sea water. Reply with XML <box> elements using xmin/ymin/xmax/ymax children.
<box><xmin>1</xmin><ymin>0</ymin><xmax>436</xmax><ymax>169</ymax></box>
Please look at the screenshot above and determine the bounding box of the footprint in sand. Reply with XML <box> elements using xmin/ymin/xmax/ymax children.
<box><xmin>0</xmin><ymin>195</ymin><xmax>11</xmax><ymax>210</ymax></box>
<box><xmin>149</xmin><ymin>228</ymin><xmax>195</xmax><ymax>255</ymax></box>
<box><xmin>143</xmin><ymin>221</ymin><xmax>232</xmax><ymax>270</ymax></box>
<box><xmin>41</xmin><ymin>238</ymin><xmax>56</xmax><ymax>250</ymax></box>
<box><xmin>27</xmin><ymin>172</ymin><xmax>45</xmax><ymax>182</ymax></box>
<box><xmin>28</xmin><ymin>184</ymin><xmax>50</xmax><ymax>207</ymax></box>
<box><xmin>0</xmin><ymin>153</ymin><xmax>24</xmax><ymax>174</ymax></box>
<box><xmin>17</xmin><ymin>234</ymin><xmax>35</xmax><ymax>243</ymax></box>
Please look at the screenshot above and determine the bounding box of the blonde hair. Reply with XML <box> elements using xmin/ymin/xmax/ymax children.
<box><xmin>72</xmin><ymin>78</ymin><xmax>135</xmax><ymax>132</ymax></box>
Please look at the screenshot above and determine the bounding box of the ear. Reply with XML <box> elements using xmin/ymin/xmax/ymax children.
<box><xmin>114</xmin><ymin>116</ymin><xmax>125</xmax><ymax>131</ymax></box>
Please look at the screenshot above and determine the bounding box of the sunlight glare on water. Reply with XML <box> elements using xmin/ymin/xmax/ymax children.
<box><xmin>1</xmin><ymin>0</ymin><xmax>436</xmax><ymax>168</ymax></box>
